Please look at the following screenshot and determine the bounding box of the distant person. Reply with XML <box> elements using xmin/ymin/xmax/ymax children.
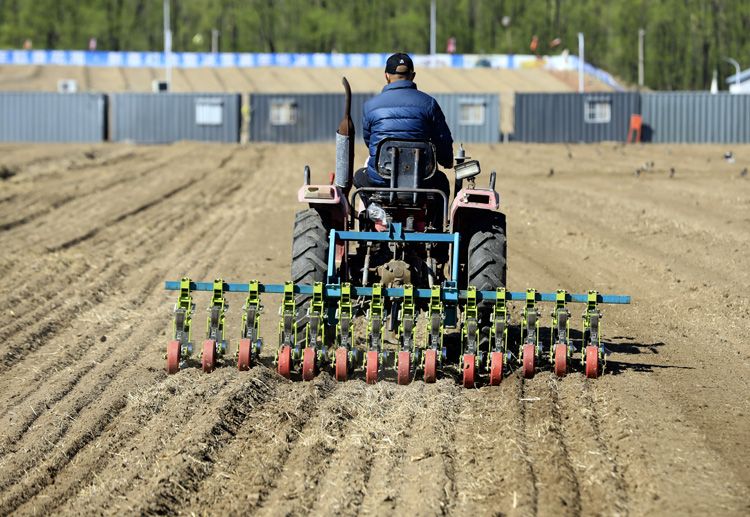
<box><xmin>355</xmin><ymin>52</ymin><xmax>453</xmax><ymax>224</ymax></box>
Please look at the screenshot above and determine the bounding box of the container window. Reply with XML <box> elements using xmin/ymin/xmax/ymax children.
<box><xmin>195</xmin><ymin>98</ymin><xmax>224</xmax><ymax>125</ymax></box>
<box><xmin>584</xmin><ymin>99</ymin><xmax>611</xmax><ymax>124</ymax></box>
<box><xmin>459</xmin><ymin>102</ymin><xmax>486</xmax><ymax>125</ymax></box>
<box><xmin>270</xmin><ymin>100</ymin><xmax>298</xmax><ymax>125</ymax></box>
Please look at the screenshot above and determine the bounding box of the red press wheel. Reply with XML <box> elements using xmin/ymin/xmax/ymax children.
<box><xmin>237</xmin><ymin>338</ymin><xmax>252</xmax><ymax>371</ymax></box>
<box><xmin>397</xmin><ymin>351</ymin><xmax>411</xmax><ymax>385</ymax></box>
<box><xmin>522</xmin><ymin>344</ymin><xmax>536</xmax><ymax>379</ymax></box>
<box><xmin>335</xmin><ymin>347</ymin><xmax>348</xmax><ymax>382</ymax></box>
<box><xmin>277</xmin><ymin>345</ymin><xmax>292</xmax><ymax>378</ymax></box>
<box><xmin>462</xmin><ymin>354</ymin><xmax>476</xmax><ymax>388</ymax></box>
<box><xmin>554</xmin><ymin>343</ymin><xmax>568</xmax><ymax>378</ymax></box>
<box><xmin>166</xmin><ymin>340</ymin><xmax>181</xmax><ymax>374</ymax></box>
<box><xmin>585</xmin><ymin>346</ymin><xmax>600</xmax><ymax>379</ymax></box>
<box><xmin>365</xmin><ymin>350</ymin><xmax>379</xmax><ymax>384</ymax></box>
<box><xmin>302</xmin><ymin>347</ymin><xmax>316</xmax><ymax>381</ymax></box>
<box><xmin>202</xmin><ymin>339</ymin><xmax>216</xmax><ymax>373</ymax></box>
<box><xmin>423</xmin><ymin>349</ymin><xmax>438</xmax><ymax>383</ymax></box>
<box><xmin>489</xmin><ymin>351</ymin><xmax>504</xmax><ymax>386</ymax></box>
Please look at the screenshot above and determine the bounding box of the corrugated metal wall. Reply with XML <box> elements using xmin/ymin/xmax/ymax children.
<box><xmin>432</xmin><ymin>94</ymin><xmax>499</xmax><ymax>143</ymax></box>
<box><xmin>514</xmin><ymin>92</ymin><xmax>640</xmax><ymax>142</ymax></box>
<box><xmin>0</xmin><ymin>92</ymin><xmax>107</xmax><ymax>142</ymax></box>
<box><xmin>248</xmin><ymin>93</ymin><xmax>369</xmax><ymax>143</ymax></box>
<box><xmin>249</xmin><ymin>93</ymin><xmax>499</xmax><ymax>143</ymax></box>
<box><xmin>641</xmin><ymin>93</ymin><xmax>750</xmax><ymax>143</ymax></box>
<box><xmin>111</xmin><ymin>93</ymin><xmax>241</xmax><ymax>143</ymax></box>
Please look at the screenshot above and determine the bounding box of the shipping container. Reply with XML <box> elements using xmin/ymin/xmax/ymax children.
<box><xmin>513</xmin><ymin>92</ymin><xmax>640</xmax><ymax>142</ymax></box>
<box><xmin>111</xmin><ymin>93</ymin><xmax>241</xmax><ymax>143</ymax></box>
<box><xmin>249</xmin><ymin>92</ymin><xmax>499</xmax><ymax>143</ymax></box>
<box><xmin>0</xmin><ymin>92</ymin><xmax>107</xmax><ymax>142</ymax></box>
<box><xmin>641</xmin><ymin>92</ymin><xmax>750</xmax><ymax>143</ymax></box>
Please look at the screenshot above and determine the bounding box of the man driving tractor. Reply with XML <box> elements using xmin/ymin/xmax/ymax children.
<box><xmin>354</xmin><ymin>52</ymin><xmax>454</xmax><ymax>227</ymax></box>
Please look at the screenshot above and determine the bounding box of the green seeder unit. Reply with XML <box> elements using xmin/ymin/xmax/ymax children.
<box><xmin>164</xmin><ymin>278</ymin><xmax>629</xmax><ymax>387</ymax></box>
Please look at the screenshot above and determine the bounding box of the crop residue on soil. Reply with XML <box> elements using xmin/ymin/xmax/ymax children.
<box><xmin>0</xmin><ymin>142</ymin><xmax>748</xmax><ymax>516</ymax></box>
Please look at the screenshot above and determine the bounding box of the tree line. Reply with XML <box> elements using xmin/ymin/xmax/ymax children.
<box><xmin>0</xmin><ymin>0</ymin><xmax>748</xmax><ymax>90</ymax></box>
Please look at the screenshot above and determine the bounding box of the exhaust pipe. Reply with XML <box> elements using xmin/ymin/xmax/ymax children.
<box><xmin>335</xmin><ymin>77</ymin><xmax>355</xmax><ymax>195</ymax></box>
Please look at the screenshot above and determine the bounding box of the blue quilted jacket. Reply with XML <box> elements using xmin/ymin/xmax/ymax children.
<box><xmin>362</xmin><ymin>80</ymin><xmax>453</xmax><ymax>184</ymax></box>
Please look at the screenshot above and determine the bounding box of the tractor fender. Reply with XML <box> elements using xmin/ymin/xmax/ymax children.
<box><xmin>297</xmin><ymin>184</ymin><xmax>350</xmax><ymax>269</ymax></box>
<box><xmin>449</xmin><ymin>187</ymin><xmax>500</xmax><ymax>233</ymax></box>
<box><xmin>297</xmin><ymin>184</ymin><xmax>350</xmax><ymax>231</ymax></box>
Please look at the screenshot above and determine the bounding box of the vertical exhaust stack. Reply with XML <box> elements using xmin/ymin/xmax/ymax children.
<box><xmin>335</xmin><ymin>77</ymin><xmax>355</xmax><ymax>195</ymax></box>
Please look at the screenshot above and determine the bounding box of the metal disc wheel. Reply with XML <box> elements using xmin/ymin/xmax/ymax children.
<box><xmin>522</xmin><ymin>344</ymin><xmax>535</xmax><ymax>379</ymax></box>
<box><xmin>365</xmin><ymin>350</ymin><xmax>379</xmax><ymax>384</ymax></box>
<box><xmin>167</xmin><ymin>340</ymin><xmax>181</xmax><ymax>374</ymax></box>
<box><xmin>202</xmin><ymin>339</ymin><xmax>216</xmax><ymax>373</ymax></box>
<box><xmin>462</xmin><ymin>354</ymin><xmax>476</xmax><ymax>388</ymax></box>
<box><xmin>302</xmin><ymin>347</ymin><xmax>316</xmax><ymax>381</ymax></box>
<box><xmin>489</xmin><ymin>351</ymin><xmax>503</xmax><ymax>386</ymax></box>
<box><xmin>554</xmin><ymin>343</ymin><xmax>567</xmax><ymax>377</ymax></box>
<box><xmin>424</xmin><ymin>349</ymin><xmax>438</xmax><ymax>383</ymax></box>
<box><xmin>585</xmin><ymin>346</ymin><xmax>600</xmax><ymax>379</ymax></box>
<box><xmin>237</xmin><ymin>338</ymin><xmax>252</xmax><ymax>371</ymax></box>
<box><xmin>335</xmin><ymin>347</ymin><xmax>348</xmax><ymax>382</ymax></box>
<box><xmin>277</xmin><ymin>345</ymin><xmax>292</xmax><ymax>378</ymax></box>
<box><xmin>397</xmin><ymin>351</ymin><xmax>411</xmax><ymax>385</ymax></box>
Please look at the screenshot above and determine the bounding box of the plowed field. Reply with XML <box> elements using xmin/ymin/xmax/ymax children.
<box><xmin>0</xmin><ymin>142</ymin><xmax>748</xmax><ymax>516</ymax></box>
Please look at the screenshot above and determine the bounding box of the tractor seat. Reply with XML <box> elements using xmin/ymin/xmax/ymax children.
<box><xmin>373</xmin><ymin>138</ymin><xmax>437</xmax><ymax>205</ymax></box>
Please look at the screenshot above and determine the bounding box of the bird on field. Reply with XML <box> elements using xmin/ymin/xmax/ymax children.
<box><xmin>669</xmin><ymin>167</ymin><xmax>676</xmax><ymax>178</ymax></box>
<box><xmin>548</xmin><ymin>168</ymin><xmax>554</xmax><ymax>177</ymax></box>
<box><xmin>635</xmin><ymin>168</ymin><xmax>642</xmax><ymax>177</ymax></box>
<box><xmin>724</xmin><ymin>151</ymin><xmax>735</xmax><ymax>163</ymax></box>
<box><xmin>741</xmin><ymin>168</ymin><xmax>748</xmax><ymax>178</ymax></box>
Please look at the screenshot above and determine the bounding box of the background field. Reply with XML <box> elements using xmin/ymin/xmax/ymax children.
<box><xmin>0</xmin><ymin>142</ymin><xmax>748</xmax><ymax>515</ymax></box>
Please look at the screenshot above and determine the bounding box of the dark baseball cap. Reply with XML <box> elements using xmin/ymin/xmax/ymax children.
<box><xmin>385</xmin><ymin>53</ymin><xmax>414</xmax><ymax>74</ymax></box>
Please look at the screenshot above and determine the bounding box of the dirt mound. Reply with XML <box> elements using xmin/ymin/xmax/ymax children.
<box><xmin>0</xmin><ymin>141</ymin><xmax>748</xmax><ymax>515</ymax></box>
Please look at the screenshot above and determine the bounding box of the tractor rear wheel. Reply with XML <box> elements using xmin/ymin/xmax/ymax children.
<box><xmin>291</xmin><ymin>209</ymin><xmax>329</xmax><ymax>338</ymax></box>
<box><xmin>467</xmin><ymin>216</ymin><xmax>507</xmax><ymax>315</ymax></box>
